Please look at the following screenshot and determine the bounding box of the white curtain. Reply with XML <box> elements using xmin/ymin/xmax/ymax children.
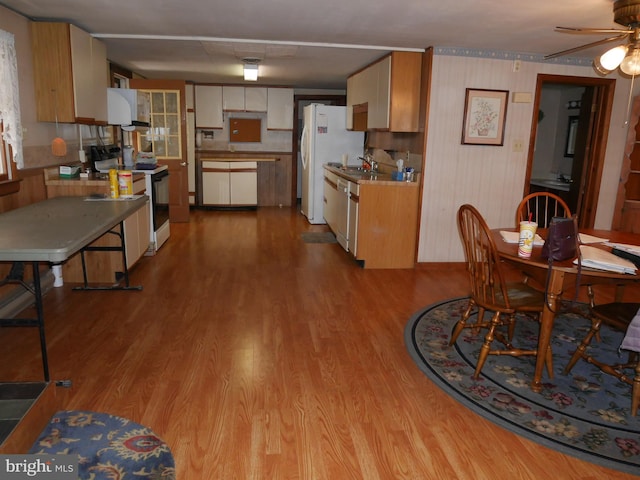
<box><xmin>0</xmin><ymin>29</ymin><xmax>23</xmax><ymax>170</ymax></box>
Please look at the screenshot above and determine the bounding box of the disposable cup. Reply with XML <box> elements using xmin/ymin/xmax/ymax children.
<box><xmin>517</xmin><ymin>221</ymin><xmax>537</xmax><ymax>258</ymax></box>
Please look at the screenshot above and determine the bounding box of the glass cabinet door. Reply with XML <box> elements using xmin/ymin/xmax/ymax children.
<box><xmin>138</xmin><ymin>90</ymin><xmax>181</xmax><ymax>158</ymax></box>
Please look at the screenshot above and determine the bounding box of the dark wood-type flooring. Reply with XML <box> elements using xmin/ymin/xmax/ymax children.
<box><xmin>1</xmin><ymin>206</ymin><xmax>639</xmax><ymax>479</ymax></box>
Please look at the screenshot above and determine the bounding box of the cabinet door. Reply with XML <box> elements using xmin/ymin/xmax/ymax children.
<box><xmin>195</xmin><ymin>85</ymin><xmax>223</xmax><ymax>128</ymax></box>
<box><xmin>323</xmin><ymin>176</ymin><xmax>339</xmax><ymax>231</ymax></box>
<box><xmin>223</xmin><ymin>86</ymin><xmax>245</xmax><ymax>111</ymax></box>
<box><xmin>230</xmin><ymin>172</ymin><xmax>258</xmax><ymax>205</ymax></box>
<box><xmin>69</xmin><ymin>25</ymin><xmax>93</xmax><ymax>121</ymax></box>
<box><xmin>124</xmin><ymin>200</ymin><xmax>150</xmax><ymax>267</ymax></box>
<box><xmin>370</xmin><ymin>56</ymin><xmax>391</xmax><ymax>129</ymax></box>
<box><xmin>245</xmin><ymin>87</ymin><xmax>268</xmax><ymax>112</ymax></box>
<box><xmin>267</xmin><ymin>88</ymin><xmax>294</xmax><ymax>130</ymax></box>
<box><xmin>202</xmin><ymin>161</ymin><xmax>231</xmax><ymax>205</ymax></box>
<box><xmin>90</xmin><ymin>37</ymin><xmax>109</xmax><ymax>123</ymax></box>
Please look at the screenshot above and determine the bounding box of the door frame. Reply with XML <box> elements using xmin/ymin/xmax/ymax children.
<box><xmin>129</xmin><ymin>79</ymin><xmax>190</xmax><ymax>223</ymax></box>
<box><xmin>526</xmin><ymin>74</ymin><xmax>616</xmax><ymax>228</ymax></box>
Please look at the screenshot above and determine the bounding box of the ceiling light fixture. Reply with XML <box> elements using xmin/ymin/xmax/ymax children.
<box><xmin>243</xmin><ymin>58</ymin><xmax>260</xmax><ymax>81</ymax></box>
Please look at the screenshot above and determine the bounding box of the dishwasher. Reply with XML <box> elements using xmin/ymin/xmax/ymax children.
<box><xmin>335</xmin><ymin>177</ymin><xmax>350</xmax><ymax>251</ymax></box>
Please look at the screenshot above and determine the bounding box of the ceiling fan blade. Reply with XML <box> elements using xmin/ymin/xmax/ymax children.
<box><xmin>555</xmin><ymin>26</ymin><xmax>633</xmax><ymax>34</ymax></box>
<box><xmin>544</xmin><ymin>34</ymin><xmax>629</xmax><ymax>59</ymax></box>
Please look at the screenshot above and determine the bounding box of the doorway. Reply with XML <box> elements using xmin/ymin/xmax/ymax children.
<box><xmin>527</xmin><ymin>74</ymin><xmax>616</xmax><ymax>228</ymax></box>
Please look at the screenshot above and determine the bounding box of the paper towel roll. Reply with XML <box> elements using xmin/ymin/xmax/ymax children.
<box><xmin>341</xmin><ymin>154</ymin><xmax>348</xmax><ymax>167</ymax></box>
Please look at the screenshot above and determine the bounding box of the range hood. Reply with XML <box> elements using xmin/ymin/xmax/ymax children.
<box><xmin>107</xmin><ymin>88</ymin><xmax>150</xmax><ymax>131</ymax></box>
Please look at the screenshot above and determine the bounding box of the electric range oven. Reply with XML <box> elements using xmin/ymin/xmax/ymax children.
<box><xmin>148</xmin><ymin>166</ymin><xmax>170</xmax><ymax>252</ymax></box>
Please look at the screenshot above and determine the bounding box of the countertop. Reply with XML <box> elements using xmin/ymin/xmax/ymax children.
<box><xmin>196</xmin><ymin>150</ymin><xmax>285</xmax><ymax>161</ymax></box>
<box><xmin>324</xmin><ymin>165</ymin><xmax>420</xmax><ymax>187</ymax></box>
<box><xmin>529</xmin><ymin>178</ymin><xmax>571</xmax><ymax>192</ymax></box>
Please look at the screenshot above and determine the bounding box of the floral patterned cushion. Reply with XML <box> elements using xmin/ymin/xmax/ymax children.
<box><xmin>29</xmin><ymin>410</ymin><xmax>175</xmax><ymax>480</ymax></box>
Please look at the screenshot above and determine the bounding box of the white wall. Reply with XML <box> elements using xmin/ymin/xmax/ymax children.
<box><xmin>418</xmin><ymin>53</ymin><xmax>638</xmax><ymax>262</ymax></box>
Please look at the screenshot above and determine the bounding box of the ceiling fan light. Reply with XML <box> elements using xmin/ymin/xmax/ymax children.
<box><xmin>598</xmin><ymin>44</ymin><xmax>627</xmax><ymax>70</ymax></box>
<box><xmin>620</xmin><ymin>48</ymin><xmax>640</xmax><ymax>75</ymax></box>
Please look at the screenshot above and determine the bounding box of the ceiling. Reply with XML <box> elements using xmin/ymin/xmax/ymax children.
<box><xmin>0</xmin><ymin>0</ymin><xmax>628</xmax><ymax>89</ymax></box>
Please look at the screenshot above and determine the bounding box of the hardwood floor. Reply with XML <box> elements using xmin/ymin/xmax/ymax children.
<box><xmin>1</xmin><ymin>206</ymin><xmax>639</xmax><ymax>479</ymax></box>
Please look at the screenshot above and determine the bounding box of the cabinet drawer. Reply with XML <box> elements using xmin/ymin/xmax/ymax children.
<box><xmin>202</xmin><ymin>161</ymin><xmax>230</xmax><ymax>170</ymax></box>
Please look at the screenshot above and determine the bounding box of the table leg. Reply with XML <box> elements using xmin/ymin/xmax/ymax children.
<box><xmin>532</xmin><ymin>267</ymin><xmax>564</xmax><ymax>392</ymax></box>
<box><xmin>31</xmin><ymin>262</ymin><xmax>49</xmax><ymax>382</ymax></box>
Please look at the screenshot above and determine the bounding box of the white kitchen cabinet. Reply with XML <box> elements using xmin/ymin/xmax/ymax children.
<box><xmin>202</xmin><ymin>160</ymin><xmax>257</xmax><ymax>206</ymax></box>
<box><xmin>221</xmin><ymin>86</ymin><xmax>267</xmax><ymax>112</ymax></box>
<box><xmin>31</xmin><ymin>22</ymin><xmax>109</xmax><ymax>123</ymax></box>
<box><xmin>222</xmin><ymin>86</ymin><xmax>245</xmax><ymax>111</ymax></box>
<box><xmin>195</xmin><ymin>85</ymin><xmax>224</xmax><ymax>128</ymax></box>
<box><xmin>244</xmin><ymin>87</ymin><xmax>268</xmax><ymax>112</ymax></box>
<box><xmin>267</xmin><ymin>88</ymin><xmax>294</xmax><ymax>130</ymax></box>
<box><xmin>323</xmin><ymin>170</ymin><xmax>350</xmax><ymax>250</ymax></box>
<box><xmin>123</xmin><ymin>176</ymin><xmax>151</xmax><ymax>267</ymax></box>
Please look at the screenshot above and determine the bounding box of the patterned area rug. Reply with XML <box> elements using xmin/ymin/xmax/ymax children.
<box><xmin>404</xmin><ymin>297</ymin><xmax>640</xmax><ymax>476</ymax></box>
<box><xmin>29</xmin><ymin>410</ymin><xmax>175</xmax><ymax>479</ymax></box>
<box><xmin>301</xmin><ymin>232</ymin><xmax>337</xmax><ymax>244</ymax></box>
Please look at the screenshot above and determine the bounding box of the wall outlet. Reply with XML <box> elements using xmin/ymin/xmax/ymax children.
<box><xmin>513</xmin><ymin>139</ymin><xmax>524</xmax><ymax>152</ymax></box>
<box><xmin>512</xmin><ymin>59</ymin><xmax>522</xmax><ymax>72</ymax></box>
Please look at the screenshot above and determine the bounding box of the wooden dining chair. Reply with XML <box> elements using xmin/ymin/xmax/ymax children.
<box><xmin>515</xmin><ymin>192</ymin><xmax>571</xmax><ymax>228</ymax></box>
<box><xmin>563</xmin><ymin>302</ymin><xmax>640</xmax><ymax>416</ymax></box>
<box><xmin>453</xmin><ymin>204</ymin><xmax>553</xmax><ymax>378</ymax></box>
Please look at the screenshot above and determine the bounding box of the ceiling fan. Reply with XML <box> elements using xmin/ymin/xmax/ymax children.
<box><xmin>545</xmin><ymin>0</ymin><xmax>640</xmax><ymax>75</ymax></box>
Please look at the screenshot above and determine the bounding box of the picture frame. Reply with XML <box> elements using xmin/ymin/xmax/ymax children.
<box><xmin>461</xmin><ymin>88</ymin><xmax>508</xmax><ymax>146</ymax></box>
<box><xmin>564</xmin><ymin>115</ymin><xmax>579</xmax><ymax>157</ymax></box>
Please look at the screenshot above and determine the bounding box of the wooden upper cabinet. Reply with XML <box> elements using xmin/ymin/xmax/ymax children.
<box><xmin>346</xmin><ymin>51</ymin><xmax>422</xmax><ymax>132</ymax></box>
<box><xmin>30</xmin><ymin>22</ymin><xmax>108</xmax><ymax>124</ymax></box>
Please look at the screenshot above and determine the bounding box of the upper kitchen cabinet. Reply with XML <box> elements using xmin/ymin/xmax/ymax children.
<box><xmin>195</xmin><ymin>85</ymin><xmax>224</xmax><ymax>129</ymax></box>
<box><xmin>347</xmin><ymin>51</ymin><xmax>422</xmax><ymax>132</ymax></box>
<box><xmin>222</xmin><ymin>86</ymin><xmax>268</xmax><ymax>112</ymax></box>
<box><xmin>267</xmin><ymin>88</ymin><xmax>294</xmax><ymax>130</ymax></box>
<box><xmin>30</xmin><ymin>22</ymin><xmax>109</xmax><ymax>124</ymax></box>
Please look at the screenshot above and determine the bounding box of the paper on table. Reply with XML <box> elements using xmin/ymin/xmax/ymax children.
<box><xmin>578</xmin><ymin>233</ymin><xmax>609</xmax><ymax>244</ymax></box>
<box><xmin>500</xmin><ymin>230</ymin><xmax>545</xmax><ymax>246</ymax></box>
<box><xmin>575</xmin><ymin>245</ymin><xmax>637</xmax><ymax>274</ymax></box>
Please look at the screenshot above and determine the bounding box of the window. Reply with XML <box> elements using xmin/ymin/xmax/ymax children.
<box><xmin>137</xmin><ymin>90</ymin><xmax>181</xmax><ymax>158</ymax></box>
<box><xmin>0</xmin><ymin>29</ymin><xmax>22</xmax><ymax>177</ymax></box>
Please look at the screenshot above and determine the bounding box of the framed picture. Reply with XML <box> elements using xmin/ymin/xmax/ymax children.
<box><xmin>461</xmin><ymin>88</ymin><xmax>508</xmax><ymax>146</ymax></box>
<box><xmin>564</xmin><ymin>116</ymin><xmax>579</xmax><ymax>157</ymax></box>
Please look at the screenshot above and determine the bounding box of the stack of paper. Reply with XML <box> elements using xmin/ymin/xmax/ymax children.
<box><xmin>578</xmin><ymin>233</ymin><xmax>609</xmax><ymax>244</ymax></box>
<box><xmin>500</xmin><ymin>231</ymin><xmax>545</xmax><ymax>245</ymax></box>
<box><xmin>575</xmin><ymin>245</ymin><xmax>637</xmax><ymax>274</ymax></box>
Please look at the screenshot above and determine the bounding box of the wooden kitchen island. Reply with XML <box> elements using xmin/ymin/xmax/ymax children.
<box><xmin>324</xmin><ymin>165</ymin><xmax>420</xmax><ymax>269</ymax></box>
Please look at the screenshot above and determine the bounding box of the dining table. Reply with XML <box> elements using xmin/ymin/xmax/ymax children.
<box><xmin>492</xmin><ymin>227</ymin><xmax>640</xmax><ymax>393</ymax></box>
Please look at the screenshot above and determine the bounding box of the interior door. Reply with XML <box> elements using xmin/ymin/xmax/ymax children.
<box><xmin>129</xmin><ymin>79</ymin><xmax>190</xmax><ymax>223</ymax></box>
<box><xmin>527</xmin><ymin>74</ymin><xmax>615</xmax><ymax>229</ymax></box>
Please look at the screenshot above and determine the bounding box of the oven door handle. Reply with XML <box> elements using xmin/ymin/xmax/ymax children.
<box><xmin>152</xmin><ymin>169</ymin><xmax>169</xmax><ymax>182</ymax></box>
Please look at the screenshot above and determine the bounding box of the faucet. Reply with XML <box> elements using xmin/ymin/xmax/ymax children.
<box><xmin>359</xmin><ymin>153</ymin><xmax>378</xmax><ymax>172</ymax></box>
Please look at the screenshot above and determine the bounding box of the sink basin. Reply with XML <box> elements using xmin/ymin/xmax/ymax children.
<box><xmin>543</xmin><ymin>180</ymin><xmax>567</xmax><ymax>187</ymax></box>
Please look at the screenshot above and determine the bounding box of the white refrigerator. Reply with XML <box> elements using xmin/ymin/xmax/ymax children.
<box><xmin>300</xmin><ymin>104</ymin><xmax>364</xmax><ymax>224</ymax></box>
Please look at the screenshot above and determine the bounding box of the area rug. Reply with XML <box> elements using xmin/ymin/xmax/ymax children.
<box><xmin>404</xmin><ymin>297</ymin><xmax>640</xmax><ymax>476</ymax></box>
<box><xmin>29</xmin><ymin>410</ymin><xmax>176</xmax><ymax>479</ymax></box>
<box><xmin>301</xmin><ymin>231</ymin><xmax>337</xmax><ymax>244</ymax></box>
<box><xmin>0</xmin><ymin>382</ymin><xmax>47</xmax><ymax>446</ymax></box>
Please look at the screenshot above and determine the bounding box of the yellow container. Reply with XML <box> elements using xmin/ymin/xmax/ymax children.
<box><xmin>118</xmin><ymin>170</ymin><xmax>133</xmax><ymax>198</ymax></box>
<box><xmin>108</xmin><ymin>169</ymin><xmax>119</xmax><ymax>199</ymax></box>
